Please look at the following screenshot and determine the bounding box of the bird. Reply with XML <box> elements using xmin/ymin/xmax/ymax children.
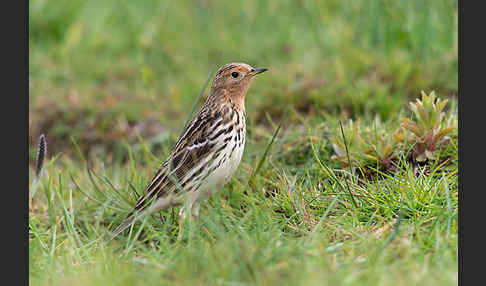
<box><xmin>111</xmin><ymin>62</ymin><xmax>268</xmax><ymax>238</ymax></box>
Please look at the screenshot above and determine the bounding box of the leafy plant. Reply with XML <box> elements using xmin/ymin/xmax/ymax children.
<box><xmin>331</xmin><ymin>118</ymin><xmax>400</xmax><ymax>172</ymax></box>
<box><xmin>330</xmin><ymin>91</ymin><xmax>456</xmax><ymax>174</ymax></box>
<box><xmin>397</xmin><ymin>91</ymin><xmax>455</xmax><ymax>162</ymax></box>
<box><xmin>362</xmin><ymin>118</ymin><xmax>400</xmax><ymax>170</ymax></box>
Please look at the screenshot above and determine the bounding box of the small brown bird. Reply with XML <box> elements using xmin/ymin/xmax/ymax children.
<box><xmin>112</xmin><ymin>63</ymin><xmax>267</xmax><ymax>238</ymax></box>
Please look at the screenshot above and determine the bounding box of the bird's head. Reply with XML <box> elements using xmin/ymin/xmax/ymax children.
<box><xmin>209</xmin><ymin>62</ymin><xmax>267</xmax><ymax>108</ymax></box>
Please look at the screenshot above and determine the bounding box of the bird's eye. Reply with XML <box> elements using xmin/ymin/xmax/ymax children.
<box><xmin>231</xmin><ymin>72</ymin><xmax>239</xmax><ymax>78</ymax></box>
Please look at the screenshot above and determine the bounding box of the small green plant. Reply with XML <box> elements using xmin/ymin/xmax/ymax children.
<box><xmin>331</xmin><ymin>118</ymin><xmax>400</xmax><ymax>173</ymax></box>
<box><xmin>330</xmin><ymin>91</ymin><xmax>456</xmax><ymax>174</ymax></box>
<box><xmin>362</xmin><ymin>118</ymin><xmax>400</xmax><ymax>171</ymax></box>
<box><xmin>397</xmin><ymin>91</ymin><xmax>456</xmax><ymax>162</ymax></box>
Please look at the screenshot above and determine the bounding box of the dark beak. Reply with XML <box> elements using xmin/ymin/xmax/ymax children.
<box><xmin>250</xmin><ymin>68</ymin><xmax>268</xmax><ymax>75</ymax></box>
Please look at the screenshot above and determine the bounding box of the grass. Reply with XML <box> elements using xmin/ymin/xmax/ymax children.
<box><xmin>29</xmin><ymin>147</ymin><xmax>458</xmax><ymax>285</ymax></box>
<box><xmin>29</xmin><ymin>0</ymin><xmax>458</xmax><ymax>285</ymax></box>
<box><xmin>28</xmin><ymin>103</ymin><xmax>458</xmax><ymax>285</ymax></box>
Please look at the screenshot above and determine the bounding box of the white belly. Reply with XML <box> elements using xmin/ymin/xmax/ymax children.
<box><xmin>202</xmin><ymin>140</ymin><xmax>244</xmax><ymax>196</ymax></box>
<box><xmin>214</xmin><ymin>142</ymin><xmax>244</xmax><ymax>185</ymax></box>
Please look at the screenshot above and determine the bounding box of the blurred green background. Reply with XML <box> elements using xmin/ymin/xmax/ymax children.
<box><xmin>29</xmin><ymin>0</ymin><xmax>458</xmax><ymax>158</ymax></box>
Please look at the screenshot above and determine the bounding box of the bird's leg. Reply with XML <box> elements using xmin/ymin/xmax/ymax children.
<box><xmin>177</xmin><ymin>214</ymin><xmax>183</xmax><ymax>241</ymax></box>
<box><xmin>191</xmin><ymin>202</ymin><xmax>200</xmax><ymax>220</ymax></box>
<box><xmin>178</xmin><ymin>200</ymin><xmax>196</xmax><ymax>220</ymax></box>
<box><xmin>176</xmin><ymin>205</ymin><xmax>187</xmax><ymax>241</ymax></box>
<box><xmin>177</xmin><ymin>199</ymin><xmax>197</xmax><ymax>240</ymax></box>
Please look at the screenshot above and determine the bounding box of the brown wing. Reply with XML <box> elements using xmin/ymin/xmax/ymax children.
<box><xmin>132</xmin><ymin>109</ymin><xmax>227</xmax><ymax>212</ymax></box>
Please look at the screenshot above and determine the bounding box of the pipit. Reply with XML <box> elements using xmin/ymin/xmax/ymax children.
<box><xmin>112</xmin><ymin>63</ymin><xmax>267</xmax><ymax>238</ymax></box>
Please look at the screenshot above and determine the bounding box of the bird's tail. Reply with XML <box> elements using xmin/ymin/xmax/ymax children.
<box><xmin>110</xmin><ymin>192</ymin><xmax>174</xmax><ymax>240</ymax></box>
<box><xmin>109</xmin><ymin>209</ymin><xmax>147</xmax><ymax>240</ymax></box>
